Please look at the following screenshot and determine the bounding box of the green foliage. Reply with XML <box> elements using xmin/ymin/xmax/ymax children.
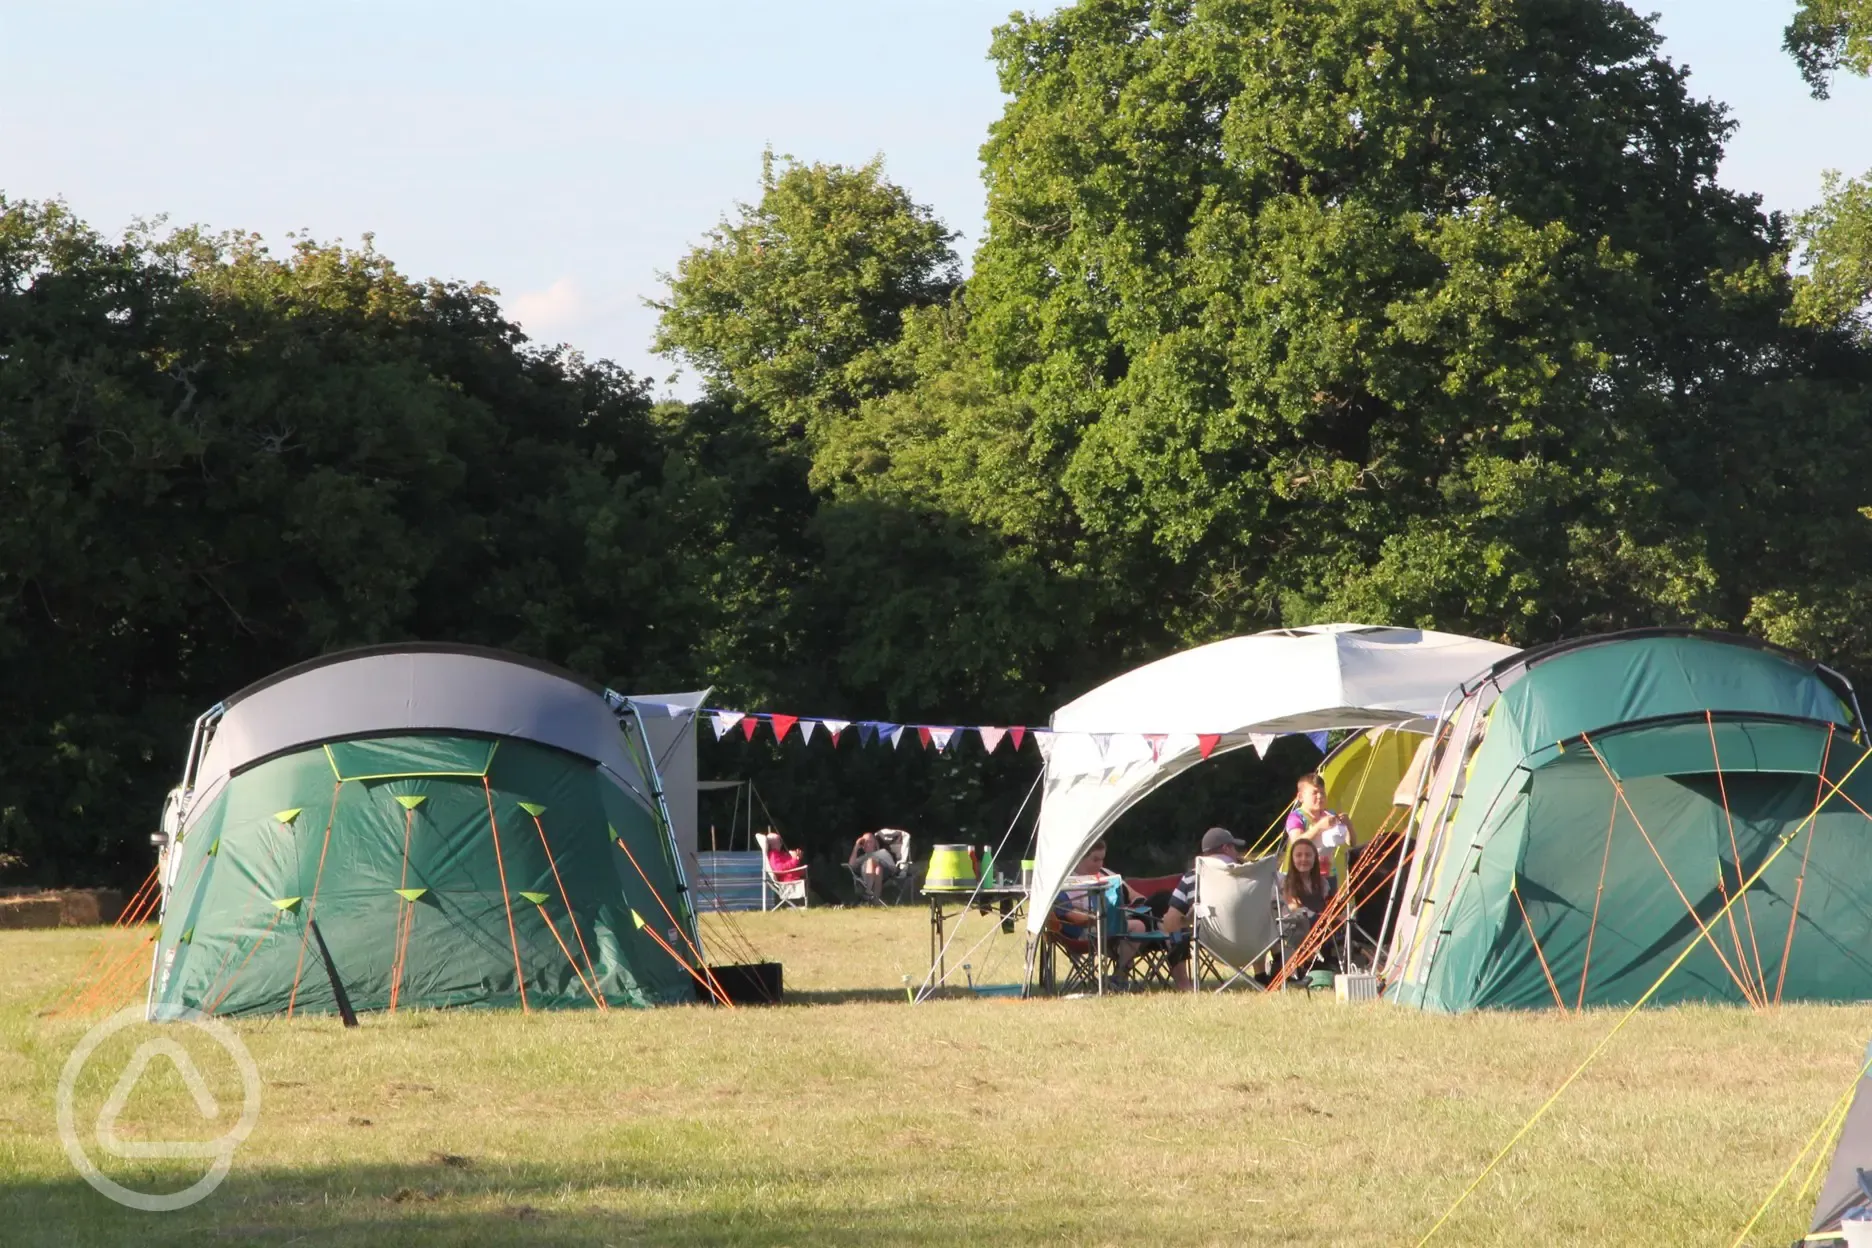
<box><xmin>1792</xmin><ymin>171</ymin><xmax>1872</xmax><ymax>337</ymax></box>
<box><xmin>1786</xmin><ymin>0</ymin><xmax>1872</xmax><ymax>97</ymax></box>
<box><xmin>651</xmin><ymin>153</ymin><xmax>960</xmax><ymax>445</ymax></box>
<box><xmin>0</xmin><ymin>202</ymin><xmax>728</xmax><ymax>882</ymax></box>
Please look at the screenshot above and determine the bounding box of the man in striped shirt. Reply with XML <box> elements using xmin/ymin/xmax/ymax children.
<box><xmin>1159</xmin><ymin>827</ymin><xmax>1248</xmax><ymax>989</ymax></box>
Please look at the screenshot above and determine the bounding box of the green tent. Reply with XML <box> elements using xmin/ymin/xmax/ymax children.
<box><xmin>149</xmin><ymin>645</ymin><xmax>703</xmax><ymax>1018</ymax></box>
<box><xmin>1383</xmin><ymin>630</ymin><xmax>1872</xmax><ymax>1012</ymax></box>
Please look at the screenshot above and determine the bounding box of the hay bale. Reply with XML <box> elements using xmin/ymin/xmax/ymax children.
<box><xmin>54</xmin><ymin>889</ymin><xmax>125</xmax><ymax>926</ymax></box>
<box><xmin>0</xmin><ymin>896</ymin><xmax>64</xmax><ymax>930</ymax></box>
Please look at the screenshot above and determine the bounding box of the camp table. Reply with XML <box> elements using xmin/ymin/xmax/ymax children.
<box><xmin>922</xmin><ymin>883</ymin><xmax>1029</xmax><ymax>996</ymax></box>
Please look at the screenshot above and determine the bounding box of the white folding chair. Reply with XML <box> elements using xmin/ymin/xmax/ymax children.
<box><xmin>1192</xmin><ymin>854</ymin><xmax>1282</xmax><ymax>992</ymax></box>
<box><xmin>754</xmin><ymin>831</ymin><xmax>808</xmax><ymax>910</ymax></box>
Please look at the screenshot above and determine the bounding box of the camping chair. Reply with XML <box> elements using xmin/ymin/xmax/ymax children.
<box><xmin>754</xmin><ymin>831</ymin><xmax>808</xmax><ymax>910</ymax></box>
<box><xmin>1119</xmin><ymin>872</ymin><xmax>1184</xmax><ymax>989</ymax></box>
<box><xmin>1191</xmin><ymin>854</ymin><xmax>1282</xmax><ymax>993</ymax></box>
<box><xmin>1038</xmin><ymin>877</ymin><xmax>1125</xmax><ymax>994</ymax></box>
<box><xmin>848</xmin><ymin>829</ymin><xmax>916</xmax><ymax>904</ymax></box>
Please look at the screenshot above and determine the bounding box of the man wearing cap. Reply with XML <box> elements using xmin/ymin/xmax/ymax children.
<box><xmin>1158</xmin><ymin>827</ymin><xmax>1248</xmax><ymax>990</ymax></box>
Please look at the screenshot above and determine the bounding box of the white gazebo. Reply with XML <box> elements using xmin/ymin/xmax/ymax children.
<box><xmin>1024</xmin><ymin>624</ymin><xmax>1518</xmax><ymax>935</ymax></box>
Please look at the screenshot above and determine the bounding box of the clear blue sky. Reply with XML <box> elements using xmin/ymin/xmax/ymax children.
<box><xmin>3</xmin><ymin>2</ymin><xmax>1868</xmax><ymax>397</ymax></box>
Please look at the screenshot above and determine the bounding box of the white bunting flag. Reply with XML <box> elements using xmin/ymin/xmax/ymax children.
<box><xmin>1091</xmin><ymin>733</ymin><xmax>1112</xmax><ymax>760</ymax></box>
<box><xmin>1249</xmin><ymin>732</ymin><xmax>1277</xmax><ymax>759</ymax></box>
<box><xmin>1033</xmin><ymin>730</ymin><xmax>1056</xmax><ymax>762</ymax></box>
<box><xmin>798</xmin><ymin>720</ymin><xmax>818</xmax><ymax>745</ymax></box>
<box><xmin>710</xmin><ymin>712</ymin><xmax>746</xmax><ymax>741</ymax></box>
<box><xmin>888</xmin><ymin>726</ymin><xmax>906</xmax><ymax>749</ymax></box>
<box><xmin>977</xmin><ymin>726</ymin><xmax>1007</xmax><ymax>754</ymax></box>
<box><xmin>929</xmin><ymin>727</ymin><xmax>956</xmax><ymax>752</ymax></box>
<box><xmin>821</xmin><ymin>718</ymin><xmax>850</xmax><ymax>745</ymax></box>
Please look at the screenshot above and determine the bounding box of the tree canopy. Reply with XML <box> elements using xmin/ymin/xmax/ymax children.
<box><xmin>7</xmin><ymin>0</ymin><xmax>1872</xmax><ymax>885</ymax></box>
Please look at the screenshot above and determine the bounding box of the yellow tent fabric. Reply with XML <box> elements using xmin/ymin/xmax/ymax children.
<box><xmin>1319</xmin><ymin>725</ymin><xmax>1423</xmax><ymax>851</ymax></box>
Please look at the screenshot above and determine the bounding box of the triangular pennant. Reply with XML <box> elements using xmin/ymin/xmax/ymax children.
<box><xmin>858</xmin><ymin>722</ymin><xmax>879</xmax><ymax>746</ymax></box>
<box><xmin>1091</xmin><ymin>733</ymin><xmax>1113</xmax><ymax>760</ymax></box>
<box><xmin>518</xmin><ymin>891</ymin><xmax>550</xmax><ymax>905</ymax></box>
<box><xmin>930</xmin><ymin>727</ymin><xmax>956</xmax><ymax>752</ymax></box>
<box><xmin>630</xmin><ymin>909</ymin><xmax>646</xmax><ymax>930</ymax></box>
<box><xmin>1010</xmin><ymin>726</ymin><xmax>1027</xmax><ymax>751</ymax></box>
<box><xmin>770</xmin><ymin>714</ymin><xmax>799</xmax><ymax>743</ymax></box>
<box><xmin>740</xmin><ymin>717</ymin><xmax>760</xmax><ymax>741</ymax></box>
<box><xmin>1033</xmin><ymin>730</ymin><xmax>1056</xmax><ymax>762</ymax></box>
<box><xmin>180</xmin><ymin>928</ymin><xmax>193</xmax><ymax>944</ymax></box>
<box><xmin>1248</xmin><ymin>733</ymin><xmax>1276</xmax><ymax>759</ymax></box>
<box><xmin>710</xmin><ymin>712</ymin><xmax>745</xmax><ymax>740</ymax></box>
<box><xmin>273</xmin><ymin>809</ymin><xmax>302</xmax><ymax>825</ymax></box>
<box><xmin>822</xmin><ymin>718</ymin><xmax>850</xmax><ymax>745</ymax></box>
<box><xmin>1144</xmin><ymin>733</ymin><xmax>1167</xmax><ymax>763</ymax></box>
<box><xmin>978</xmin><ymin>726</ymin><xmax>1007</xmax><ymax>754</ymax></box>
<box><xmin>1305</xmin><ymin>730</ymin><xmax>1329</xmax><ymax>753</ymax></box>
<box><xmin>517</xmin><ymin>801</ymin><xmax>547</xmax><ymax>817</ymax></box>
<box><xmin>272</xmin><ymin>897</ymin><xmax>302</xmax><ymax>912</ymax></box>
<box><xmin>394</xmin><ymin>888</ymin><xmax>427</xmax><ymax>902</ymax></box>
<box><xmin>1198</xmin><ymin>733</ymin><xmax>1223</xmax><ymax>760</ymax></box>
<box><xmin>206</xmin><ymin>839</ymin><xmax>220</xmax><ymax>857</ymax></box>
<box><xmin>888</xmin><ymin>726</ymin><xmax>906</xmax><ymax>749</ymax></box>
<box><xmin>393</xmin><ymin>795</ymin><xmax>427</xmax><ymax>810</ymax></box>
<box><xmin>798</xmin><ymin>720</ymin><xmax>818</xmax><ymax>745</ymax></box>
<box><xmin>917</xmin><ymin>726</ymin><xmax>933</xmax><ymax>750</ymax></box>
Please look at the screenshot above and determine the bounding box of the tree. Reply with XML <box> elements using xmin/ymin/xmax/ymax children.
<box><xmin>651</xmin><ymin>153</ymin><xmax>960</xmax><ymax>448</ymax></box>
<box><xmin>0</xmin><ymin>202</ymin><xmax>732</xmax><ymax>883</ymax></box>
<box><xmin>867</xmin><ymin>0</ymin><xmax>1850</xmax><ymax>653</ymax></box>
<box><xmin>1786</xmin><ymin>0</ymin><xmax>1872</xmax><ymax>97</ymax></box>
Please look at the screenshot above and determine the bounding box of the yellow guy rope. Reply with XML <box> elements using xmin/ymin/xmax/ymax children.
<box><xmin>1415</xmin><ymin>741</ymin><xmax>1872</xmax><ymax>1247</ymax></box>
<box><xmin>1729</xmin><ymin>1049</ymin><xmax>1872</xmax><ymax>1247</ymax></box>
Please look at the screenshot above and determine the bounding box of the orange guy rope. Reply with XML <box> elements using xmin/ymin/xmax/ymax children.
<box><xmin>1580</xmin><ymin>733</ymin><xmax>1762</xmax><ymax>1009</ymax></box>
<box><xmin>286</xmin><ymin>783</ymin><xmax>343</xmax><ymax>1019</ymax></box>
<box><xmin>1512</xmin><ymin>881</ymin><xmax>1568</xmax><ymax>1012</ymax></box>
<box><xmin>1778</xmin><ymin>725</ymin><xmax>1839</xmax><ymax>1005</ymax></box>
<box><xmin>482</xmin><ymin>779</ymin><xmax>530</xmax><ymax>1015</ymax></box>
<box><xmin>1708</xmin><ymin>712</ymin><xmax>1769</xmax><ymax>1001</ymax></box>
<box><xmin>1575</xmin><ymin>790</ymin><xmax>1619</xmax><ymax>1010</ymax></box>
<box><xmin>615</xmin><ymin>834</ymin><xmax>731</xmax><ymax>1005</ymax></box>
<box><xmin>529</xmin><ymin>812</ymin><xmax>602</xmax><ymax>997</ymax></box>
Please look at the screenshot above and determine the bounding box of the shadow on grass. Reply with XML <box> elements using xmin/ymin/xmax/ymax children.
<box><xmin>0</xmin><ymin>1157</ymin><xmax>1064</xmax><ymax>1248</ymax></box>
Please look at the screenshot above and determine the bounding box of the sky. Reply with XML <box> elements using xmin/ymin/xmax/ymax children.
<box><xmin>3</xmin><ymin>2</ymin><xmax>1869</xmax><ymax>398</ymax></box>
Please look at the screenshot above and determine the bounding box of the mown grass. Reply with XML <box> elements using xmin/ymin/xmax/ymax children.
<box><xmin>0</xmin><ymin>906</ymin><xmax>1866</xmax><ymax>1246</ymax></box>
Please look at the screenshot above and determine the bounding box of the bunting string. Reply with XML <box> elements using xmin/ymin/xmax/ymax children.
<box><xmin>696</xmin><ymin>707</ymin><xmax>1336</xmax><ymax>760</ymax></box>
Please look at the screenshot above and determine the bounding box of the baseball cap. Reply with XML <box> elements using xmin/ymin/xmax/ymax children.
<box><xmin>1200</xmin><ymin>827</ymin><xmax>1248</xmax><ymax>853</ymax></box>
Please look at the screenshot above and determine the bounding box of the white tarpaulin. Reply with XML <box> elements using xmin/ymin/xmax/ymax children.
<box><xmin>1025</xmin><ymin>624</ymin><xmax>1517</xmax><ymax>934</ymax></box>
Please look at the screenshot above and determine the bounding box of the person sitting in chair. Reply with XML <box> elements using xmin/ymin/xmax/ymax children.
<box><xmin>849</xmin><ymin>828</ymin><xmax>904</xmax><ymax>902</ymax></box>
<box><xmin>1278</xmin><ymin>837</ymin><xmax>1339</xmax><ymax>976</ymax></box>
<box><xmin>1051</xmin><ymin>841</ymin><xmax>1145</xmax><ymax>984</ymax></box>
<box><xmin>764</xmin><ymin>831</ymin><xmax>806</xmax><ymax>883</ymax></box>
<box><xmin>1159</xmin><ymin>826</ymin><xmax>1248</xmax><ymax>990</ymax></box>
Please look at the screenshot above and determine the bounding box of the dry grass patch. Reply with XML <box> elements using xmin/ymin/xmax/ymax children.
<box><xmin>0</xmin><ymin>909</ymin><xmax>1864</xmax><ymax>1245</ymax></box>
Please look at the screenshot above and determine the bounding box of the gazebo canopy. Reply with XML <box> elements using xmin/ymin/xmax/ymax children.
<box><xmin>1026</xmin><ymin>624</ymin><xmax>1517</xmax><ymax>934</ymax></box>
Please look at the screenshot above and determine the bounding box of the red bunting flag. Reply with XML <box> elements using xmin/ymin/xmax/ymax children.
<box><xmin>1010</xmin><ymin>726</ymin><xmax>1027</xmax><ymax>751</ymax></box>
<box><xmin>770</xmin><ymin>714</ymin><xmax>799</xmax><ymax>743</ymax></box>
<box><xmin>740</xmin><ymin>717</ymin><xmax>760</xmax><ymax>741</ymax></box>
<box><xmin>916</xmin><ymin>726</ymin><xmax>932</xmax><ymax>750</ymax></box>
<box><xmin>1197</xmin><ymin>733</ymin><xmax>1221</xmax><ymax>760</ymax></box>
<box><xmin>1144</xmin><ymin>733</ymin><xmax>1167</xmax><ymax>762</ymax></box>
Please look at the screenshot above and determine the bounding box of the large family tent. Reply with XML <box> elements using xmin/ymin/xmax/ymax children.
<box><xmin>1026</xmin><ymin>624</ymin><xmax>1518</xmax><ymax>939</ymax></box>
<box><xmin>148</xmin><ymin>645</ymin><xmax>704</xmax><ymax>1019</ymax></box>
<box><xmin>1383</xmin><ymin>629</ymin><xmax>1872</xmax><ymax>1013</ymax></box>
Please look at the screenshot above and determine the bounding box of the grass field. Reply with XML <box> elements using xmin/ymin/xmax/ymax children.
<box><xmin>1</xmin><ymin>906</ymin><xmax>1867</xmax><ymax>1246</ymax></box>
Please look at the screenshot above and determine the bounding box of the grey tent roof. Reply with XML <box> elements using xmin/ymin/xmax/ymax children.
<box><xmin>194</xmin><ymin>645</ymin><xmax>637</xmax><ymax>796</ymax></box>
